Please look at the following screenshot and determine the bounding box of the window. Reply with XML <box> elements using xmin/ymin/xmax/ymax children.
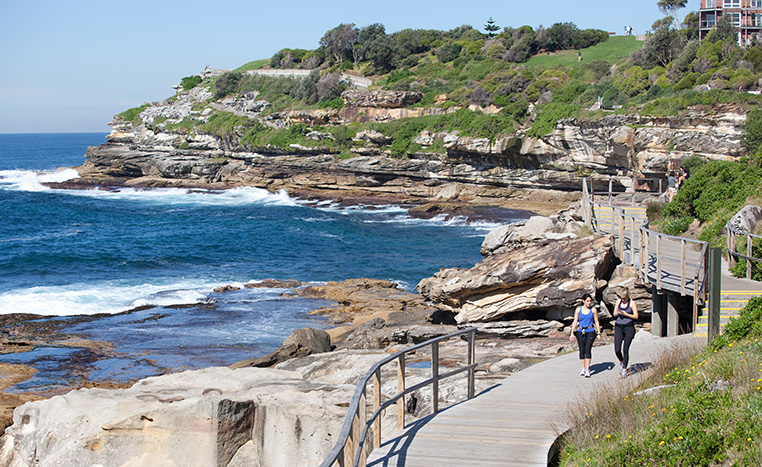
<box><xmin>724</xmin><ymin>0</ymin><xmax>740</xmax><ymax>7</ymax></box>
<box><xmin>705</xmin><ymin>0</ymin><xmax>716</xmax><ymax>7</ymax></box>
<box><xmin>753</xmin><ymin>0</ymin><xmax>762</xmax><ymax>7</ymax></box>
<box><xmin>730</xmin><ymin>12</ymin><xmax>741</xmax><ymax>26</ymax></box>
<box><xmin>706</xmin><ymin>12</ymin><xmax>717</xmax><ymax>27</ymax></box>
<box><xmin>755</xmin><ymin>13</ymin><xmax>762</xmax><ymax>26</ymax></box>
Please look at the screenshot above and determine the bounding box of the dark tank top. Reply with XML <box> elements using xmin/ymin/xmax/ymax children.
<box><xmin>616</xmin><ymin>300</ymin><xmax>634</xmax><ymax>326</ymax></box>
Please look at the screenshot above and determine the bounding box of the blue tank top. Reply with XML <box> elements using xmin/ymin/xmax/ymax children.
<box><xmin>578</xmin><ymin>306</ymin><xmax>595</xmax><ymax>332</ymax></box>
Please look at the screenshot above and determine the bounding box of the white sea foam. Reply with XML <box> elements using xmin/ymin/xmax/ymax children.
<box><xmin>0</xmin><ymin>168</ymin><xmax>79</xmax><ymax>192</ymax></box>
<box><xmin>63</xmin><ymin>186</ymin><xmax>298</xmax><ymax>207</ymax></box>
<box><xmin>0</xmin><ymin>280</ymin><xmax>220</xmax><ymax>316</ymax></box>
<box><xmin>0</xmin><ymin>172</ymin><xmax>299</xmax><ymax>207</ymax></box>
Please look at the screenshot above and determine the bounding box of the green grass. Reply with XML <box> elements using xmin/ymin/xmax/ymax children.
<box><xmin>234</xmin><ymin>59</ymin><xmax>269</xmax><ymax>72</ymax></box>
<box><xmin>526</xmin><ymin>36</ymin><xmax>644</xmax><ymax>70</ymax></box>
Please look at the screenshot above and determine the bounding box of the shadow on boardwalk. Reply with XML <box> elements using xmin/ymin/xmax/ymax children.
<box><xmin>368</xmin><ymin>333</ymin><xmax>699</xmax><ymax>467</ymax></box>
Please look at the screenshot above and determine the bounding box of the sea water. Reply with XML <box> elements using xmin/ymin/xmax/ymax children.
<box><xmin>0</xmin><ymin>133</ymin><xmax>529</xmax><ymax>392</ymax></box>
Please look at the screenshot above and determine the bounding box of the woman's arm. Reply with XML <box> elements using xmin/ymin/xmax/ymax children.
<box><xmin>593</xmin><ymin>307</ymin><xmax>602</xmax><ymax>337</ymax></box>
<box><xmin>569</xmin><ymin>307</ymin><xmax>580</xmax><ymax>341</ymax></box>
<box><xmin>630</xmin><ymin>300</ymin><xmax>639</xmax><ymax>320</ymax></box>
<box><xmin>613</xmin><ymin>299</ymin><xmax>621</xmax><ymax>317</ymax></box>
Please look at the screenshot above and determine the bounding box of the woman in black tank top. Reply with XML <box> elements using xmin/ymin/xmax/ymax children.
<box><xmin>614</xmin><ymin>287</ymin><xmax>639</xmax><ymax>378</ymax></box>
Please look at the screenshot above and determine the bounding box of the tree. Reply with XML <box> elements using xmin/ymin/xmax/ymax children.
<box><xmin>657</xmin><ymin>0</ymin><xmax>688</xmax><ymax>30</ymax></box>
<box><xmin>319</xmin><ymin>23</ymin><xmax>357</xmax><ymax>65</ymax></box>
<box><xmin>484</xmin><ymin>17</ymin><xmax>500</xmax><ymax>38</ymax></box>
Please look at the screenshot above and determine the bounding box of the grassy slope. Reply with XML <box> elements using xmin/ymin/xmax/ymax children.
<box><xmin>234</xmin><ymin>59</ymin><xmax>269</xmax><ymax>72</ymax></box>
<box><xmin>525</xmin><ymin>36</ymin><xmax>644</xmax><ymax>70</ymax></box>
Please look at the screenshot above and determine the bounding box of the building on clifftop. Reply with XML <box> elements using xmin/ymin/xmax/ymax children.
<box><xmin>699</xmin><ymin>0</ymin><xmax>762</xmax><ymax>45</ymax></box>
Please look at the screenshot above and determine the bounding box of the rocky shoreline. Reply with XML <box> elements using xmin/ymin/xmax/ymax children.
<box><xmin>0</xmin><ymin>186</ymin><xmax>657</xmax><ymax>465</ymax></box>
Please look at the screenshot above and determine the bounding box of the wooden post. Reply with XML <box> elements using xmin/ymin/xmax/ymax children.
<box><xmin>373</xmin><ymin>369</ymin><xmax>381</xmax><ymax>449</ymax></box>
<box><xmin>747</xmin><ymin>234</ymin><xmax>753</xmax><ymax>280</ymax></box>
<box><xmin>467</xmin><ymin>330</ymin><xmax>475</xmax><ymax>399</ymax></box>
<box><xmin>608</xmin><ymin>178</ymin><xmax>613</xmax><ymax>204</ymax></box>
<box><xmin>657</xmin><ymin>234</ymin><xmax>662</xmax><ymax>289</ymax></box>
<box><xmin>397</xmin><ymin>355</ymin><xmax>406</xmax><ymax>431</ymax></box>
<box><xmin>431</xmin><ymin>342</ymin><xmax>439</xmax><ymax>415</ymax></box>
<box><xmin>708</xmin><ymin>248</ymin><xmax>722</xmax><ymax>343</ymax></box>
<box><xmin>641</xmin><ymin>230</ymin><xmax>648</xmax><ymax>283</ymax></box>
<box><xmin>630</xmin><ymin>215</ymin><xmax>636</xmax><ymax>266</ymax></box>
<box><xmin>359</xmin><ymin>389</ymin><xmax>368</xmax><ymax>466</ymax></box>
<box><xmin>618</xmin><ymin>210</ymin><xmax>625</xmax><ymax>256</ymax></box>
<box><xmin>680</xmin><ymin>238</ymin><xmax>686</xmax><ymax>296</ymax></box>
<box><xmin>345</xmin><ymin>413</ymin><xmax>357</xmax><ymax>467</ymax></box>
<box><xmin>729</xmin><ymin>231</ymin><xmax>735</xmax><ymax>268</ymax></box>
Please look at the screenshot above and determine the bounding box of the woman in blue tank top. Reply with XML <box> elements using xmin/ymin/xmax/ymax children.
<box><xmin>569</xmin><ymin>293</ymin><xmax>601</xmax><ymax>378</ymax></box>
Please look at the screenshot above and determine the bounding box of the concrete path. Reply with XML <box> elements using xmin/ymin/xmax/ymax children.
<box><xmin>367</xmin><ymin>333</ymin><xmax>699</xmax><ymax>466</ymax></box>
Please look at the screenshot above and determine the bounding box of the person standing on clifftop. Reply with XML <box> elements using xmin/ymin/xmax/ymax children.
<box><xmin>613</xmin><ymin>287</ymin><xmax>638</xmax><ymax>378</ymax></box>
<box><xmin>569</xmin><ymin>294</ymin><xmax>601</xmax><ymax>378</ymax></box>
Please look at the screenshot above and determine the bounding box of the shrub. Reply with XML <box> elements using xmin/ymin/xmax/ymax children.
<box><xmin>729</xmin><ymin>237</ymin><xmax>762</xmax><ymax>281</ymax></box>
<box><xmin>436</xmin><ymin>43</ymin><xmax>462</xmax><ymax>63</ymax></box>
<box><xmin>527</xmin><ymin>102</ymin><xmax>578</xmax><ymax>137</ymax></box>
<box><xmin>661</xmin><ymin>216</ymin><xmax>694</xmax><ymax>236</ymax></box>
<box><xmin>117</xmin><ymin>104</ymin><xmax>149</xmax><ymax>125</ymax></box>
<box><xmin>180</xmin><ymin>75</ymin><xmax>203</xmax><ymax>91</ymax></box>
<box><xmin>711</xmin><ymin>296</ymin><xmax>762</xmax><ymax>349</ymax></box>
<box><xmin>743</xmin><ymin>109</ymin><xmax>762</xmax><ymax>154</ymax></box>
<box><xmin>214</xmin><ymin>72</ymin><xmax>244</xmax><ymax>99</ymax></box>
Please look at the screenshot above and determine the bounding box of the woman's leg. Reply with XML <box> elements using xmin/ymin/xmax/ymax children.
<box><xmin>622</xmin><ymin>325</ymin><xmax>636</xmax><ymax>369</ymax></box>
<box><xmin>583</xmin><ymin>332</ymin><xmax>595</xmax><ymax>369</ymax></box>
<box><xmin>614</xmin><ymin>325</ymin><xmax>624</xmax><ymax>363</ymax></box>
<box><xmin>575</xmin><ymin>331</ymin><xmax>586</xmax><ymax>372</ymax></box>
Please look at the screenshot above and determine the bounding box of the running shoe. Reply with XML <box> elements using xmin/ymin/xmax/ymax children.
<box><xmin>580</xmin><ymin>368</ymin><xmax>586</xmax><ymax>377</ymax></box>
<box><xmin>585</xmin><ymin>369</ymin><xmax>591</xmax><ymax>378</ymax></box>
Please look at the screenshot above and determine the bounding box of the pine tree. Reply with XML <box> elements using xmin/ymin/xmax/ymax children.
<box><xmin>484</xmin><ymin>17</ymin><xmax>500</xmax><ymax>38</ymax></box>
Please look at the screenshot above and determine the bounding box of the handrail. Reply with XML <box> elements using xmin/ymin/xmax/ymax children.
<box><xmin>321</xmin><ymin>328</ymin><xmax>476</xmax><ymax>467</ymax></box>
<box><xmin>583</xmin><ymin>178</ymin><xmax>710</xmax><ymax>331</ymax></box>
<box><xmin>726</xmin><ymin>224</ymin><xmax>762</xmax><ymax>280</ymax></box>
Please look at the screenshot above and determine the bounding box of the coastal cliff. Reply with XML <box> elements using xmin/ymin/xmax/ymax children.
<box><xmin>69</xmin><ymin>86</ymin><xmax>745</xmax><ymax>202</ymax></box>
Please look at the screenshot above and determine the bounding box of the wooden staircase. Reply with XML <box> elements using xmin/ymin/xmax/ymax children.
<box><xmin>694</xmin><ymin>291</ymin><xmax>762</xmax><ymax>338</ymax></box>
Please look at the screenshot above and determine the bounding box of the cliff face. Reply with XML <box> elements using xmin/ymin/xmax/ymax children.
<box><xmin>75</xmin><ymin>86</ymin><xmax>746</xmax><ymax>197</ymax></box>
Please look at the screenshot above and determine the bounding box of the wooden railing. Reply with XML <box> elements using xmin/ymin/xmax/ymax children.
<box><xmin>583</xmin><ymin>179</ymin><xmax>710</xmax><ymax>330</ymax></box>
<box><xmin>321</xmin><ymin>328</ymin><xmax>477</xmax><ymax>467</ymax></box>
<box><xmin>727</xmin><ymin>226</ymin><xmax>762</xmax><ymax>280</ymax></box>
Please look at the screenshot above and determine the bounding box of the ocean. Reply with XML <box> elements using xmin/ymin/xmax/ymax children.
<box><xmin>0</xmin><ymin>133</ymin><xmax>529</xmax><ymax>392</ymax></box>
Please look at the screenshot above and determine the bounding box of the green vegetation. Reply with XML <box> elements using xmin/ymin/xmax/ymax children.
<box><xmin>234</xmin><ymin>59</ymin><xmax>268</xmax><ymax>72</ymax></box>
<box><xmin>559</xmin><ymin>298</ymin><xmax>762</xmax><ymax>466</ymax></box>
<box><xmin>117</xmin><ymin>104</ymin><xmax>150</xmax><ymax>126</ymax></box>
<box><xmin>180</xmin><ymin>75</ymin><xmax>203</xmax><ymax>91</ymax></box>
<box><xmin>525</xmin><ymin>36</ymin><xmax>643</xmax><ymax>69</ymax></box>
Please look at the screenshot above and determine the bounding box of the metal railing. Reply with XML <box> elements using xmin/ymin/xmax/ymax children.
<box><xmin>583</xmin><ymin>178</ymin><xmax>710</xmax><ymax>330</ymax></box>
<box><xmin>321</xmin><ymin>328</ymin><xmax>477</xmax><ymax>467</ymax></box>
<box><xmin>727</xmin><ymin>226</ymin><xmax>762</xmax><ymax>280</ymax></box>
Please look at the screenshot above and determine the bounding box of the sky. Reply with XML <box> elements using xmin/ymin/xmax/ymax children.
<box><xmin>0</xmin><ymin>0</ymin><xmax>700</xmax><ymax>134</ymax></box>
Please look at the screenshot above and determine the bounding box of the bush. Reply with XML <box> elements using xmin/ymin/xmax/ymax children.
<box><xmin>743</xmin><ymin>109</ymin><xmax>762</xmax><ymax>154</ymax></box>
<box><xmin>661</xmin><ymin>216</ymin><xmax>694</xmax><ymax>236</ymax></box>
<box><xmin>664</xmin><ymin>160</ymin><xmax>762</xmax><ymax>223</ymax></box>
<box><xmin>214</xmin><ymin>72</ymin><xmax>244</xmax><ymax>99</ymax></box>
<box><xmin>180</xmin><ymin>75</ymin><xmax>203</xmax><ymax>91</ymax></box>
<box><xmin>711</xmin><ymin>296</ymin><xmax>762</xmax><ymax>349</ymax></box>
<box><xmin>729</xmin><ymin>237</ymin><xmax>762</xmax><ymax>281</ymax></box>
<box><xmin>527</xmin><ymin>102</ymin><xmax>578</xmax><ymax>137</ymax></box>
<box><xmin>436</xmin><ymin>43</ymin><xmax>462</xmax><ymax>63</ymax></box>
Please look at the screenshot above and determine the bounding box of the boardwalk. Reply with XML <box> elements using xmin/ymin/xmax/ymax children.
<box><xmin>368</xmin><ymin>333</ymin><xmax>699</xmax><ymax>466</ymax></box>
<box><xmin>362</xmin><ymin>192</ymin><xmax>762</xmax><ymax>466</ymax></box>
